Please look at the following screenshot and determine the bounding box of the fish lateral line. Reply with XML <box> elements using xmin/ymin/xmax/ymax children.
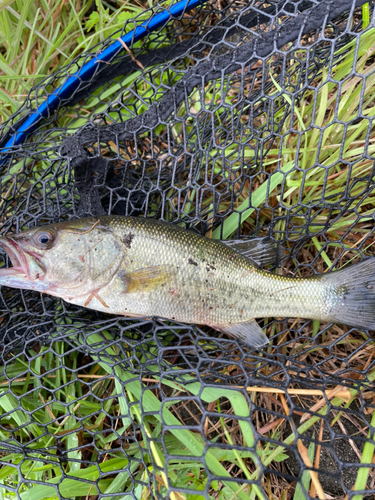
<box><xmin>268</xmin><ymin>284</ymin><xmax>298</xmax><ymax>296</ymax></box>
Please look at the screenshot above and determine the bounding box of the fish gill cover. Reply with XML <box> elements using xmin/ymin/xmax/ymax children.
<box><xmin>0</xmin><ymin>0</ymin><xmax>374</xmax><ymax>498</ymax></box>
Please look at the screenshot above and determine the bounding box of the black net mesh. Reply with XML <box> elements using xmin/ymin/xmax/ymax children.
<box><xmin>1</xmin><ymin>0</ymin><xmax>375</xmax><ymax>498</ymax></box>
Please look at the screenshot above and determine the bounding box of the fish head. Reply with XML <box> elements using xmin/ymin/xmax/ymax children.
<box><xmin>0</xmin><ymin>218</ymin><xmax>123</xmax><ymax>298</ymax></box>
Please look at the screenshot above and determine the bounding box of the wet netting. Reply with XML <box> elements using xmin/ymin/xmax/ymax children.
<box><xmin>1</xmin><ymin>0</ymin><xmax>375</xmax><ymax>498</ymax></box>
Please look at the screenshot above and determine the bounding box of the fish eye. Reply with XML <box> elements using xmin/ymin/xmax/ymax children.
<box><xmin>34</xmin><ymin>230</ymin><xmax>55</xmax><ymax>248</ymax></box>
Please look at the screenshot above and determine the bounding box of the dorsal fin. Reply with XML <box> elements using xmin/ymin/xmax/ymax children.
<box><xmin>222</xmin><ymin>237</ymin><xmax>284</xmax><ymax>267</ymax></box>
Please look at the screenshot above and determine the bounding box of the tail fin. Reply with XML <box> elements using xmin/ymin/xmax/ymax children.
<box><xmin>324</xmin><ymin>258</ymin><xmax>375</xmax><ymax>330</ymax></box>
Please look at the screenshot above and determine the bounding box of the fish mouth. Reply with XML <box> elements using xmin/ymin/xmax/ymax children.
<box><xmin>0</xmin><ymin>236</ymin><xmax>31</xmax><ymax>279</ymax></box>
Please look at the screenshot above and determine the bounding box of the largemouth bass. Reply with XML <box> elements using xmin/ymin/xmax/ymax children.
<box><xmin>0</xmin><ymin>216</ymin><xmax>374</xmax><ymax>347</ymax></box>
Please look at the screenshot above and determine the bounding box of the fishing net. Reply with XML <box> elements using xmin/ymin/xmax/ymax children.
<box><xmin>1</xmin><ymin>0</ymin><xmax>375</xmax><ymax>498</ymax></box>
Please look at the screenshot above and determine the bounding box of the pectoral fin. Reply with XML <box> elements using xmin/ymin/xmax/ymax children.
<box><xmin>217</xmin><ymin>319</ymin><xmax>269</xmax><ymax>348</ymax></box>
<box><xmin>118</xmin><ymin>266</ymin><xmax>176</xmax><ymax>293</ymax></box>
<box><xmin>223</xmin><ymin>237</ymin><xmax>284</xmax><ymax>267</ymax></box>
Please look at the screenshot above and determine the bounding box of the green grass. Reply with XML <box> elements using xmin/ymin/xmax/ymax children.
<box><xmin>0</xmin><ymin>1</ymin><xmax>375</xmax><ymax>500</ymax></box>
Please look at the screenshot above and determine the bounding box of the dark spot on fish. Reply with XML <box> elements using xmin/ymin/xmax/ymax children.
<box><xmin>209</xmin><ymin>306</ymin><xmax>213</xmax><ymax>310</ymax></box>
<box><xmin>229</xmin><ymin>255</ymin><xmax>233</xmax><ymax>260</ymax></box>
<box><xmin>188</xmin><ymin>258</ymin><xmax>198</xmax><ymax>266</ymax></box>
<box><xmin>122</xmin><ymin>232</ymin><xmax>134</xmax><ymax>249</ymax></box>
<box><xmin>35</xmin><ymin>274</ymin><xmax>39</xmax><ymax>279</ymax></box>
<box><xmin>118</xmin><ymin>270</ymin><xmax>128</xmax><ymax>281</ymax></box>
<box><xmin>207</xmin><ymin>263</ymin><xmax>216</xmax><ymax>271</ymax></box>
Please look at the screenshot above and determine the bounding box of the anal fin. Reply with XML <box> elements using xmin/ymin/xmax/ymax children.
<box><xmin>217</xmin><ymin>319</ymin><xmax>269</xmax><ymax>348</ymax></box>
<box><xmin>222</xmin><ymin>237</ymin><xmax>284</xmax><ymax>267</ymax></box>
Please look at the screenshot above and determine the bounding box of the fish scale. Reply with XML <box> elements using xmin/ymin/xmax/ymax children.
<box><xmin>0</xmin><ymin>215</ymin><xmax>374</xmax><ymax>347</ymax></box>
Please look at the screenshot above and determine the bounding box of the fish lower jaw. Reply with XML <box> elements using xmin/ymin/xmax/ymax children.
<box><xmin>0</xmin><ymin>237</ymin><xmax>34</xmax><ymax>279</ymax></box>
<box><xmin>0</xmin><ymin>267</ymin><xmax>50</xmax><ymax>291</ymax></box>
<box><xmin>0</xmin><ymin>267</ymin><xmax>25</xmax><ymax>276</ymax></box>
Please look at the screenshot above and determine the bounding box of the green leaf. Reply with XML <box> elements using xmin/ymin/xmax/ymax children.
<box><xmin>353</xmin><ymin>408</ymin><xmax>375</xmax><ymax>500</ymax></box>
<box><xmin>85</xmin><ymin>11</ymin><xmax>99</xmax><ymax>32</ymax></box>
<box><xmin>273</xmin><ymin>452</ymin><xmax>289</xmax><ymax>463</ymax></box>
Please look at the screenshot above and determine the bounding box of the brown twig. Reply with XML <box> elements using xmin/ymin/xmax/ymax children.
<box><xmin>78</xmin><ymin>238</ymin><xmax>102</xmax><ymax>262</ymax></box>
<box><xmin>0</xmin><ymin>375</ymin><xmax>354</xmax><ymax>403</ymax></box>
<box><xmin>117</xmin><ymin>37</ymin><xmax>145</xmax><ymax>70</ymax></box>
<box><xmin>297</xmin><ymin>439</ymin><xmax>325</xmax><ymax>500</ymax></box>
<box><xmin>67</xmin><ymin>219</ymin><xmax>101</xmax><ymax>235</ymax></box>
<box><xmin>257</xmin><ymin>417</ymin><xmax>284</xmax><ymax>435</ymax></box>
<box><xmin>309</xmin><ymin>419</ymin><xmax>324</xmax><ymax>498</ymax></box>
<box><xmin>241</xmin><ymin>385</ymin><xmax>351</xmax><ymax>400</ymax></box>
<box><xmin>38</xmin><ymin>393</ymin><xmax>56</xmax><ymax>421</ymax></box>
<box><xmin>300</xmin><ymin>385</ymin><xmax>350</xmax><ymax>423</ymax></box>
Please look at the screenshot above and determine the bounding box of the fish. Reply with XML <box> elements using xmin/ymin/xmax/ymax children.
<box><xmin>0</xmin><ymin>215</ymin><xmax>374</xmax><ymax>348</ymax></box>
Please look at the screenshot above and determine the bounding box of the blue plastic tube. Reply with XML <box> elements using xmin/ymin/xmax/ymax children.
<box><xmin>1</xmin><ymin>0</ymin><xmax>206</xmax><ymax>154</ymax></box>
